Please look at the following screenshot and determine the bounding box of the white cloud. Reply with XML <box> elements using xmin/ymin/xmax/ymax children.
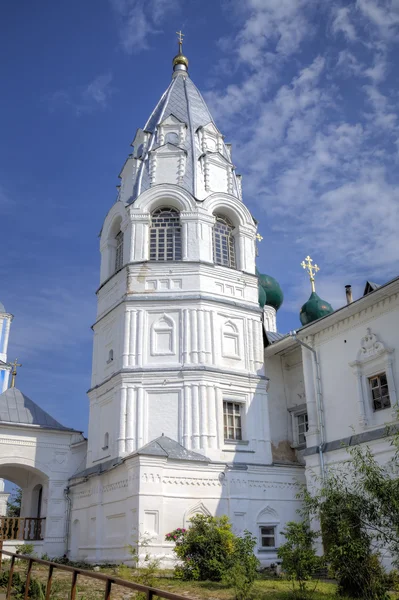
<box><xmin>332</xmin><ymin>6</ymin><xmax>358</xmax><ymax>41</ymax></box>
<box><xmin>109</xmin><ymin>0</ymin><xmax>180</xmax><ymax>54</ymax></box>
<box><xmin>46</xmin><ymin>73</ymin><xmax>114</xmax><ymax>116</ymax></box>
<box><xmin>357</xmin><ymin>0</ymin><xmax>399</xmax><ymax>38</ymax></box>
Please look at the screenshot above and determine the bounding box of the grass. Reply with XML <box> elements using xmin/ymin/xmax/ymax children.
<box><xmin>0</xmin><ymin>561</ymin><xmax>398</xmax><ymax>599</ymax></box>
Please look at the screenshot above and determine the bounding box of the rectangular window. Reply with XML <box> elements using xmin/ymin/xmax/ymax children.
<box><xmin>296</xmin><ymin>412</ymin><xmax>309</xmax><ymax>446</ymax></box>
<box><xmin>223</xmin><ymin>401</ymin><xmax>242</xmax><ymax>441</ymax></box>
<box><xmin>260</xmin><ymin>526</ymin><xmax>276</xmax><ymax>549</ymax></box>
<box><xmin>369</xmin><ymin>373</ymin><xmax>391</xmax><ymax>411</ymax></box>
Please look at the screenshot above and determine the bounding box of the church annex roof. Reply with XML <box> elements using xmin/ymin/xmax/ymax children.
<box><xmin>133</xmin><ymin>435</ymin><xmax>210</xmax><ymax>462</ymax></box>
<box><xmin>0</xmin><ymin>387</ymin><xmax>73</xmax><ymax>431</ymax></box>
<box><xmin>129</xmin><ymin>71</ymin><xmax>241</xmax><ymax>202</ymax></box>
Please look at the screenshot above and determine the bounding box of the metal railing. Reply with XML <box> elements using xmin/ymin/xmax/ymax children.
<box><xmin>0</xmin><ymin>548</ymin><xmax>196</xmax><ymax>600</ymax></box>
<box><xmin>0</xmin><ymin>517</ymin><xmax>45</xmax><ymax>541</ymax></box>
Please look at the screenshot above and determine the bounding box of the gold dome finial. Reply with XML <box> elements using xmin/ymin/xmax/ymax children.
<box><xmin>301</xmin><ymin>255</ymin><xmax>320</xmax><ymax>293</ymax></box>
<box><xmin>173</xmin><ymin>30</ymin><xmax>189</xmax><ymax>73</ymax></box>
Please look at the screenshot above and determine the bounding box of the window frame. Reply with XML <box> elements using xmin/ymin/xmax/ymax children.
<box><xmin>149</xmin><ymin>207</ymin><xmax>182</xmax><ymax>262</ymax></box>
<box><xmin>114</xmin><ymin>230</ymin><xmax>124</xmax><ymax>272</ymax></box>
<box><xmin>223</xmin><ymin>401</ymin><xmax>243</xmax><ymax>441</ymax></box>
<box><xmin>213</xmin><ymin>214</ymin><xmax>236</xmax><ymax>269</ymax></box>
<box><xmin>368</xmin><ymin>372</ymin><xmax>391</xmax><ymax>412</ymax></box>
<box><xmin>258</xmin><ymin>525</ymin><xmax>277</xmax><ymax>552</ymax></box>
<box><xmin>289</xmin><ymin>404</ymin><xmax>309</xmax><ymax>449</ymax></box>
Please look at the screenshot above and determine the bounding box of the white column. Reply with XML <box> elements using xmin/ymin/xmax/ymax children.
<box><xmin>183</xmin><ymin>384</ymin><xmax>192</xmax><ymax>449</ymax></box>
<box><xmin>247</xmin><ymin>318</ymin><xmax>254</xmax><ymax>372</ymax></box>
<box><xmin>117</xmin><ymin>387</ymin><xmax>127</xmax><ymax>456</ymax></box>
<box><xmin>302</xmin><ymin>347</ymin><xmax>320</xmax><ymax>447</ymax></box>
<box><xmin>198</xmin><ymin>310</ymin><xmax>205</xmax><ymax>364</ymax></box>
<box><xmin>192</xmin><ymin>385</ymin><xmax>200</xmax><ymax>449</ymax></box>
<box><xmin>137</xmin><ymin>387</ymin><xmax>144</xmax><ymax>448</ymax></box>
<box><xmin>123</xmin><ymin>310</ymin><xmax>131</xmax><ymax>368</ymax></box>
<box><xmin>207</xmin><ymin>385</ymin><xmax>217</xmax><ymax>449</ymax></box>
<box><xmin>199</xmin><ymin>383</ymin><xmax>208</xmax><ymax>449</ymax></box>
<box><xmin>183</xmin><ymin>309</ymin><xmax>190</xmax><ymax>365</ymax></box>
<box><xmin>182</xmin><ymin>222</ymin><xmax>189</xmax><ymax>260</ymax></box>
<box><xmin>190</xmin><ymin>310</ymin><xmax>198</xmax><ymax>364</ymax></box>
<box><xmin>353</xmin><ymin>364</ymin><xmax>368</xmax><ymax>427</ymax></box>
<box><xmin>210</xmin><ymin>311</ymin><xmax>218</xmax><ymax>366</ymax></box>
<box><xmin>125</xmin><ymin>387</ymin><xmax>136</xmax><ymax>454</ymax></box>
<box><xmin>137</xmin><ymin>310</ymin><xmax>144</xmax><ymax>367</ymax></box>
<box><xmin>204</xmin><ymin>310</ymin><xmax>212</xmax><ymax>364</ymax></box>
<box><xmin>129</xmin><ymin>310</ymin><xmax>137</xmax><ymax>367</ymax></box>
<box><xmin>215</xmin><ymin>387</ymin><xmax>224</xmax><ymax>448</ymax></box>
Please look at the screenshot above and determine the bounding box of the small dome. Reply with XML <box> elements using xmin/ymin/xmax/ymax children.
<box><xmin>258</xmin><ymin>284</ymin><xmax>267</xmax><ymax>308</ymax></box>
<box><xmin>257</xmin><ymin>272</ymin><xmax>284</xmax><ymax>311</ymax></box>
<box><xmin>300</xmin><ymin>292</ymin><xmax>333</xmax><ymax>326</ymax></box>
<box><xmin>173</xmin><ymin>53</ymin><xmax>189</xmax><ymax>70</ymax></box>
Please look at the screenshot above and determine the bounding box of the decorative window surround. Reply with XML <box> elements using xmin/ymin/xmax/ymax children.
<box><xmin>157</xmin><ymin>114</ymin><xmax>187</xmax><ymax>146</ymax></box>
<box><xmin>223</xmin><ymin>401</ymin><xmax>243</xmax><ymax>441</ymax></box>
<box><xmin>257</xmin><ymin>506</ymin><xmax>280</xmax><ymax>552</ymax></box>
<box><xmin>288</xmin><ymin>404</ymin><xmax>309</xmax><ymax>448</ymax></box>
<box><xmin>350</xmin><ymin>328</ymin><xmax>397</xmax><ymax>428</ymax></box>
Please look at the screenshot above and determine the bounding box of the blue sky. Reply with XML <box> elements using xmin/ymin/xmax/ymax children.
<box><xmin>1</xmin><ymin>0</ymin><xmax>399</xmax><ymax>433</ymax></box>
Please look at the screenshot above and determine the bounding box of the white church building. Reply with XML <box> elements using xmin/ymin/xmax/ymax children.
<box><xmin>1</xmin><ymin>44</ymin><xmax>398</xmax><ymax>566</ymax></box>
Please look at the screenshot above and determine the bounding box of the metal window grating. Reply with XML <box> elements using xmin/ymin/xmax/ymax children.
<box><xmin>213</xmin><ymin>215</ymin><xmax>236</xmax><ymax>268</ymax></box>
<box><xmin>223</xmin><ymin>401</ymin><xmax>242</xmax><ymax>440</ymax></box>
<box><xmin>115</xmin><ymin>231</ymin><xmax>124</xmax><ymax>272</ymax></box>
<box><xmin>150</xmin><ymin>208</ymin><xmax>182</xmax><ymax>261</ymax></box>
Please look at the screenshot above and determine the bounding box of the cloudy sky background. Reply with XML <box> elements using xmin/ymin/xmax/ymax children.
<box><xmin>1</xmin><ymin>0</ymin><xmax>398</xmax><ymax>432</ymax></box>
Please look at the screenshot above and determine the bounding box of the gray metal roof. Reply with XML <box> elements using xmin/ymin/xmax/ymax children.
<box><xmin>130</xmin><ymin>72</ymin><xmax>240</xmax><ymax>202</ymax></box>
<box><xmin>265</xmin><ymin>331</ymin><xmax>287</xmax><ymax>344</ymax></box>
<box><xmin>133</xmin><ymin>435</ymin><xmax>209</xmax><ymax>462</ymax></box>
<box><xmin>0</xmin><ymin>301</ymin><xmax>5</xmax><ymax>313</ymax></box>
<box><xmin>0</xmin><ymin>387</ymin><xmax>71</xmax><ymax>431</ymax></box>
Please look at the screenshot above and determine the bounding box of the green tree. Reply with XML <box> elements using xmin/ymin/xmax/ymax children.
<box><xmin>6</xmin><ymin>487</ymin><xmax>22</xmax><ymax>517</ymax></box>
<box><xmin>277</xmin><ymin>521</ymin><xmax>324</xmax><ymax>599</ymax></box>
<box><xmin>222</xmin><ymin>530</ymin><xmax>259</xmax><ymax>600</ymax></box>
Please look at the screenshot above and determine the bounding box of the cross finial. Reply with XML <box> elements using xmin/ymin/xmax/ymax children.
<box><xmin>10</xmin><ymin>358</ymin><xmax>22</xmax><ymax>388</ymax></box>
<box><xmin>255</xmin><ymin>233</ymin><xmax>263</xmax><ymax>257</ymax></box>
<box><xmin>301</xmin><ymin>255</ymin><xmax>320</xmax><ymax>293</ymax></box>
<box><xmin>176</xmin><ymin>30</ymin><xmax>184</xmax><ymax>53</ymax></box>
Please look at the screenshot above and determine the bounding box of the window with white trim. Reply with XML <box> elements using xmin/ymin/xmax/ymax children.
<box><xmin>115</xmin><ymin>231</ymin><xmax>124</xmax><ymax>271</ymax></box>
<box><xmin>259</xmin><ymin>526</ymin><xmax>276</xmax><ymax>550</ymax></box>
<box><xmin>149</xmin><ymin>207</ymin><xmax>182</xmax><ymax>261</ymax></box>
<box><xmin>295</xmin><ymin>412</ymin><xmax>309</xmax><ymax>446</ymax></box>
<box><xmin>213</xmin><ymin>215</ymin><xmax>236</xmax><ymax>268</ymax></box>
<box><xmin>223</xmin><ymin>401</ymin><xmax>242</xmax><ymax>441</ymax></box>
<box><xmin>369</xmin><ymin>372</ymin><xmax>391</xmax><ymax>411</ymax></box>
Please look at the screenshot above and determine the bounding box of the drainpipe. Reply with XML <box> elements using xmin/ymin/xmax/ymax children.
<box><xmin>290</xmin><ymin>331</ymin><xmax>326</xmax><ymax>481</ymax></box>
<box><xmin>64</xmin><ymin>487</ymin><xmax>72</xmax><ymax>557</ymax></box>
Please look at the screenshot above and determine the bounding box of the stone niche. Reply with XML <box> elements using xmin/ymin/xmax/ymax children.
<box><xmin>149</xmin><ymin>144</ymin><xmax>187</xmax><ymax>186</ymax></box>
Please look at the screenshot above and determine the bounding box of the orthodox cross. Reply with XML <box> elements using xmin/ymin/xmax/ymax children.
<box><xmin>301</xmin><ymin>255</ymin><xmax>320</xmax><ymax>293</ymax></box>
<box><xmin>176</xmin><ymin>30</ymin><xmax>184</xmax><ymax>53</ymax></box>
<box><xmin>255</xmin><ymin>233</ymin><xmax>263</xmax><ymax>257</ymax></box>
<box><xmin>10</xmin><ymin>358</ymin><xmax>22</xmax><ymax>388</ymax></box>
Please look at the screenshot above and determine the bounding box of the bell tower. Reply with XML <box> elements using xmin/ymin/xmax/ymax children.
<box><xmin>86</xmin><ymin>40</ymin><xmax>271</xmax><ymax>467</ymax></box>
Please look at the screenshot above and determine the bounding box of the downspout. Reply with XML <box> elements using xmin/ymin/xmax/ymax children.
<box><xmin>64</xmin><ymin>487</ymin><xmax>72</xmax><ymax>556</ymax></box>
<box><xmin>290</xmin><ymin>331</ymin><xmax>326</xmax><ymax>481</ymax></box>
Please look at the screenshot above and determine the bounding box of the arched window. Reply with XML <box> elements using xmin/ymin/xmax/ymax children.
<box><xmin>149</xmin><ymin>208</ymin><xmax>182</xmax><ymax>261</ymax></box>
<box><xmin>115</xmin><ymin>230</ymin><xmax>124</xmax><ymax>271</ymax></box>
<box><xmin>213</xmin><ymin>215</ymin><xmax>236</xmax><ymax>268</ymax></box>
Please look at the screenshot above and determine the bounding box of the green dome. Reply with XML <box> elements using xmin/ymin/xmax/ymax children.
<box><xmin>258</xmin><ymin>284</ymin><xmax>267</xmax><ymax>308</ymax></box>
<box><xmin>257</xmin><ymin>272</ymin><xmax>284</xmax><ymax>311</ymax></box>
<box><xmin>300</xmin><ymin>292</ymin><xmax>334</xmax><ymax>326</ymax></box>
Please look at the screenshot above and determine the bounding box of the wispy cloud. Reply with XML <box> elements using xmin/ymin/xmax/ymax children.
<box><xmin>205</xmin><ymin>0</ymin><xmax>399</xmax><ymax>316</ymax></box>
<box><xmin>109</xmin><ymin>0</ymin><xmax>180</xmax><ymax>54</ymax></box>
<box><xmin>46</xmin><ymin>73</ymin><xmax>114</xmax><ymax>116</ymax></box>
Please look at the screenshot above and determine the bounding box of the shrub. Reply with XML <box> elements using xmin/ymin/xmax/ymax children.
<box><xmin>222</xmin><ymin>530</ymin><xmax>259</xmax><ymax>600</ymax></box>
<box><xmin>16</xmin><ymin>543</ymin><xmax>34</xmax><ymax>556</ymax></box>
<box><xmin>0</xmin><ymin>570</ymin><xmax>45</xmax><ymax>599</ymax></box>
<box><xmin>277</xmin><ymin>521</ymin><xmax>324</xmax><ymax>599</ymax></box>
<box><xmin>166</xmin><ymin>514</ymin><xmax>237</xmax><ymax>581</ymax></box>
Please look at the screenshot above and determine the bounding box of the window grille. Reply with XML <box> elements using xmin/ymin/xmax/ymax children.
<box><xmin>115</xmin><ymin>231</ymin><xmax>124</xmax><ymax>271</ymax></box>
<box><xmin>149</xmin><ymin>208</ymin><xmax>182</xmax><ymax>261</ymax></box>
<box><xmin>296</xmin><ymin>412</ymin><xmax>309</xmax><ymax>445</ymax></box>
<box><xmin>213</xmin><ymin>215</ymin><xmax>236</xmax><ymax>268</ymax></box>
<box><xmin>369</xmin><ymin>373</ymin><xmax>391</xmax><ymax>411</ymax></box>
<box><xmin>260</xmin><ymin>526</ymin><xmax>276</xmax><ymax>549</ymax></box>
<box><xmin>223</xmin><ymin>401</ymin><xmax>242</xmax><ymax>440</ymax></box>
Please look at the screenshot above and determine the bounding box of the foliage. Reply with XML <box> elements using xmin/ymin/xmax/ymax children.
<box><xmin>0</xmin><ymin>570</ymin><xmax>45</xmax><ymax>599</ymax></box>
<box><xmin>277</xmin><ymin>521</ymin><xmax>324</xmax><ymax>599</ymax></box>
<box><xmin>301</xmin><ymin>471</ymin><xmax>390</xmax><ymax>599</ymax></box>
<box><xmin>6</xmin><ymin>487</ymin><xmax>22</xmax><ymax>517</ymax></box>
<box><xmin>51</xmin><ymin>555</ymin><xmax>94</xmax><ymax>569</ymax></box>
<box><xmin>126</xmin><ymin>531</ymin><xmax>161</xmax><ymax>599</ymax></box>
<box><xmin>15</xmin><ymin>543</ymin><xmax>34</xmax><ymax>555</ymax></box>
<box><xmin>222</xmin><ymin>530</ymin><xmax>260</xmax><ymax>600</ymax></box>
<box><xmin>166</xmin><ymin>514</ymin><xmax>237</xmax><ymax>581</ymax></box>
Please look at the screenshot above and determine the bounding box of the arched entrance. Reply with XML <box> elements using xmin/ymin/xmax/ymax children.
<box><xmin>0</xmin><ymin>463</ymin><xmax>48</xmax><ymax>546</ymax></box>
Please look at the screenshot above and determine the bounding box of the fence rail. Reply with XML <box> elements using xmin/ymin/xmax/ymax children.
<box><xmin>0</xmin><ymin>548</ymin><xmax>196</xmax><ymax>600</ymax></box>
<box><xmin>0</xmin><ymin>517</ymin><xmax>45</xmax><ymax>541</ymax></box>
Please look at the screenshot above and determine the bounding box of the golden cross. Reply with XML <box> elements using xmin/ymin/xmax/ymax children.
<box><xmin>10</xmin><ymin>358</ymin><xmax>22</xmax><ymax>388</ymax></box>
<box><xmin>255</xmin><ymin>233</ymin><xmax>263</xmax><ymax>256</ymax></box>
<box><xmin>176</xmin><ymin>30</ymin><xmax>184</xmax><ymax>53</ymax></box>
<box><xmin>301</xmin><ymin>255</ymin><xmax>320</xmax><ymax>293</ymax></box>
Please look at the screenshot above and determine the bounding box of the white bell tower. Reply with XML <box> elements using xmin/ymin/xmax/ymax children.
<box><xmin>0</xmin><ymin>301</ymin><xmax>13</xmax><ymax>393</ymax></box>
<box><xmin>86</xmin><ymin>42</ymin><xmax>271</xmax><ymax>468</ymax></box>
